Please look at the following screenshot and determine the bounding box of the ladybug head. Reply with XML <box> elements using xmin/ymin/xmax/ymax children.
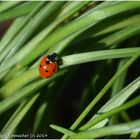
<box><xmin>48</xmin><ymin>53</ymin><xmax>58</xmax><ymax>64</ymax></box>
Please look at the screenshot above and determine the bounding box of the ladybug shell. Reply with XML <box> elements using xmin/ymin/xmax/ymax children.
<box><xmin>39</xmin><ymin>56</ymin><xmax>58</xmax><ymax>78</ymax></box>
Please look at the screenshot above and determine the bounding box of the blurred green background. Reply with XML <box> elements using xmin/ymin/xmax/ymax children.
<box><xmin>0</xmin><ymin>1</ymin><xmax>140</xmax><ymax>139</ymax></box>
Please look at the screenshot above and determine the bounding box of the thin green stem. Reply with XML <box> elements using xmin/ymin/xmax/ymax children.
<box><xmin>0</xmin><ymin>1</ymin><xmax>22</xmax><ymax>13</ymax></box>
<box><xmin>70</xmin><ymin>119</ymin><xmax>140</xmax><ymax>139</ymax></box>
<box><xmin>0</xmin><ymin>94</ymin><xmax>39</xmax><ymax>139</ymax></box>
<box><xmin>62</xmin><ymin>51</ymin><xmax>140</xmax><ymax>138</ymax></box>
<box><xmin>50</xmin><ymin>125</ymin><xmax>75</xmax><ymax>136</ymax></box>
<box><xmin>80</xmin><ymin>95</ymin><xmax>140</xmax><ymax>130</ymax></box>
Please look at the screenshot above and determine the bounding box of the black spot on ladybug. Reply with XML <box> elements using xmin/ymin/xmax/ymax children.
<box><xmin>46</xmin><ymin>76</ymin><xmax>50</xmax><ymax>78</ymax></box>
<box><xmin>53</xmin><ymin>69</ymin><xmax>55</xmax><ymax>72</ymax></box>
<box><xmin>46</xmin><ymin>70</ymin><xmax>49</xmax><ymax>72</ymax></box>
<box><xmin>46</xmin><ymin>61</ymin><xmax>50</xmax><ymax>64</ymax></box>
<box><xmin>40</xmin><ymin>65</ymin><xmax>42</xmax><ymax>67</ymax></box>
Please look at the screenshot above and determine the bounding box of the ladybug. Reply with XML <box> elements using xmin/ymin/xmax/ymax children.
<box><xmin>39</xmin><ymin>53</ymin><xmax>59</xmax><ymax>78</ymax></box>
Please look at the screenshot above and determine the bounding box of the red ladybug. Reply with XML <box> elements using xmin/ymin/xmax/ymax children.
<box><xmin>39</xmin><ymin>53</ymin><xmax>59</xmax><ymax>78</ymax></box>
